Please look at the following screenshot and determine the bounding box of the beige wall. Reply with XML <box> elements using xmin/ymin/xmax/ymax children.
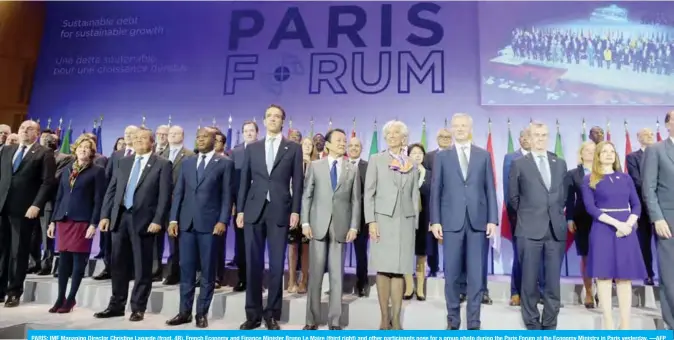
<box><xmin>0</xmin><ymin>2</ymin><xmax>45</xmax><ymax>130</ymax></box>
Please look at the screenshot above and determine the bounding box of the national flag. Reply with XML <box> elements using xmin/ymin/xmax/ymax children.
<box><xmin>95</xmin><ymin>123</ymin><xmax>103</xmax><ymax>154</ymax></box>
<box><xmin>624</xmin><ymin>123</ymin><xmax>632</xmax><ymax>171</ymax></box>
<box><xmin>553</xmin><ymin>125</ymin><xmax>574</xmax><ymax>253</ymax></box>
<box><xmin>606</xmin><ymin>123</ymin><xmax>611</xmax><ymax>141</ymax></box>
<box><xmin>59</xmin><ymin>123</ymin><xmax>72</xmax><ymax>154</ymax></box>
<box><xmin>581</xmin><ymin>120</ymin><xmax>587</xmax><ymax>141</ymax></box>
<box><xmin>351</xmin><ymin>118</ymin><xmax>356</xmax><ymax>138</ymax></box>
<box><xmin>500</xmin><ymin>124</ymin><xmax>515</xmax><ymax>242</ymax></box>
<box><xmin>226</xmin><ymin>125</ymin><xmax>233</xmax><ymax>151</ymax></box>
<box><xmin>421</xmin><ymin>119</ymin><xmax>428</xmax><ymax>150</ymax></box>
<box><xmin>486</xmin><ymin>119</ymin><xmax>500</xmax><ymax>252</ymax></box>
<box><xmin>657</xmin><ymin>121</ymin><xmax>663</xmax><ymax>142</ymax></box>
<box><xmin>369</xmin><ymin>124</ymin><xmax>379</xmax><ymax>159</ymax></box>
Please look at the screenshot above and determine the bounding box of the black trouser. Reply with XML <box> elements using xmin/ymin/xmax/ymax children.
<box><xmin>0</xmin><ymin>215</ymin><xmax>36</xmax><ymax>298</ymax></box>
<box><xmin>353</xmin><ymin>226</ymin><xmax>369</xmax><ymax>288</ymax></box>
<box><xmin>637</xmin><ymin>217</ymin><xmax>655</xmax><ymax>278</ymax></box>
<box><xmin>165</xmin><ymin>233</ymin><xmax>180</xmax><ymax>280</ymax></box>
<box><xmin>234</xmin><ymin>226</ymin><xmax>246</xmax><ymax>283</ymax></box>
<box><xmin>153</xmin><ymin>230</ymin><xmax>166</xmax><ymax>276</ymax></box>
<box><xmin>57</xmin><ymin>252</ymin><xmax>89</xmax><ymax>302</ymax></box>
<box><xmin>29</xmin><ymin>212</ymin><xmax>55</xmax><ymax>270</ymax></box>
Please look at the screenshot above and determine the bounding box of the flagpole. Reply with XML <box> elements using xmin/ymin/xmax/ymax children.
<box><xmin>168</xmin><ymin>115</ymin><xmax>172</xmax><ymax>127</ymax></box>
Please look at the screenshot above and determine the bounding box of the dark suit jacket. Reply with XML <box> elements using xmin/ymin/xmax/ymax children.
<box><xmin>44</xmin><ymin>151</ymin><xmax>76</xmax><ymax>213</ymax></box>
<box><xmin>626</xmin><ymin>149</ymin><xmax>649</xmax><ymax>223</ymax></box>
<box><xmin>105</xmin><ymin>149</ymin><xmax>126</xmax><ymax>182</ymax></box>
<box><xmin>419</xmin><ymin>167</ymin><xmax>432</xmax><ymax>230</ymax></box>
<box><xmin>422</xmin><ymin>149</ymin><xmax>439</xmax><ymax>171</ymax></box>
<box><xmin>161</xmin><ymin>146</ymin><xmax>194</xmax><ymax>185</ymax></box>
<box><xmin>170</xmin><ymin>154</ymin><xmax>233</xmax><ymax>233</ymax></box>
<box><xmin>237</xmin><ymin>137</ymin><xmax>303</xmax><ymax>225</ymax></box>
<box><xmin>564</xmin><ymin>165</ymin><xmax>592</xmax><ymax>226</ymax></box>
<box><xmin>101</xmin><ymin>154</ymin><xmax>172</xmax><ymax>233</ymax></box>
<box><xmin>230</xmin><ymin>144</ymin><xmax>245</xmax><ymax>203</ymax></box>
<box><xmin>354</xmin><ymin>159</ymin><xmax>368</xmax><ymax>231</ymax></box>
<box><xmin>508</xmin><ymin>152</ymin><xmax>567</xmax><ymax>240</ymax></box>
<box><xmin>93</xmin><ymin>153</ymin><xmax>108</xmax><ymax>169</ymax></box>
<box><xmin>52</xmin><ymin>163</ymin><xmax>106</xmax><ymax>225</ymax></box>
<box><xmin>0</xmin><ymin>143</ymin><xmax>56</xmax><ymax>216</ymax></box>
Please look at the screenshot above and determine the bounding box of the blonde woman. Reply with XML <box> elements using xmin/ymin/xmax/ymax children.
<box><xmin>287</xmin><ymin>137</ymin><xmax>316</xmax><ymax>293</ymax></box>
<box><xmin>564</xmin><ymin>140</ymin><xmax>596</xmax><ymax>308</ymax></box>
<box><xmin>364</xmin><ymin>120</ymin><xmax>420</xmax><ymax>330</ymax></box>
<box><xmin>581</xmin><ymin>141</ymin><xmax>646</xmax><ymax>329</ymax></box>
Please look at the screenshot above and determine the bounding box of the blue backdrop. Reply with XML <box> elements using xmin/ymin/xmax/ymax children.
<box><xmin>28</xmin><ymin>1</ymin><xmax>667</xmax><ymax>278</ymax></box>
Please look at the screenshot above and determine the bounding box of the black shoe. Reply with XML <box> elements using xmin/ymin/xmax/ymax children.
<box><xmin>129</xmin><ymin>311</ymin><xmax>144</xmax><ymax>322</ymax></box>
<box><xmin>227</xmin><ymin>260</ymin><xmax>237</xmax><ymax>267</ymax></box>
<box><xmin>195</xmin><ymin>315</ymin><xmax>208</xmax><ymax>328</ymax></box>
<box><xmin>403</xmin><ymin>292</ymin><xmax>414</xmax><ymax>300</ymax></box>
<box><xmin>265</xmin><ymin>318</ymin><xmax>281</xmax><ymax>330</ymax></box>
<box><xmin>329</xmin><ymin>326</ymin><xmax>342</xmax><ymax>330</ymax></box>
<box><xmin>37</xmin><ymin>268</ymin><xmax>52</xmax><ymax>276</ymax></box>
<box><xmin>645</xmin><ymin>277</ymin><xmax>655</xmax><ymax>286</ymax></box>
<box><xmin>481</xmin><ymin>293</ymin><xmax>493</xmax><ymax>305</ymax></box>
<box><xmin>447</xmin><ymin>325</ymin><xmax>459</xmax><ymax>330</ymax></box>
<box><xmin>240</xmin><ymin>319</ymin><xmax>262</xmax><ymax>330</ymax></box>
<box><xmin>93</xmin><ymin>271</ymin><xmax>111</xmax><ymax>280</ymax></box>
<box><xmin>459</xmin><ymin>294</ymin><xmax>466</xmax><ymax>303</ymax></box>
<box><xmin>302</xmin><ymin>325</ymin><xmax>318</xmax><ymax>330</ymax></box>
<box><xmin>152</xmin><ymin>273</ymin><xmax>163</xmax><ymax>282</ymax></box>
<box><xmin>428</xmin><ymin>271</ymin><xmax>438</xmax><ymax>278</ymax></box>
<box><xmin>468</xmin><ymin>326</ymin><xmax>481</xmax><ymax>330</ymax></box>
<box><xmin>94</xmin><ymin>308</ymin><xmax>124</xmax><ymax>318</ymax></box>
<box><xmin>94</xmin><ymin>253</ymin><xmax>104</xmax><ymax>260</ymax></box>
<box><xmin>4</xmin><ymin>296</ymin><xmax>20</xmax><ymax>307</ymax></box>
<box><xmin>163</xmin><ymin>277</ymin><xmax>179</xmax><ymax>285</ymax></box>
<box><xmin>0</xmin><ymin>296</ymin><xmax>5</xmax><ymax>303</ymax></box>
<box><xmin>166</xmin><ymin>314</ymin><xmax>192</xmax><ymax>326</ymax></box>
<box><xmin>233</xmin><ymin>282</ymin><xmax>246</xmax><ymax>292</ymax></box>
<box><xmin>356</xmin><ymin>287</ymin><xmax>367</xmax><ymax>297</ymax></box>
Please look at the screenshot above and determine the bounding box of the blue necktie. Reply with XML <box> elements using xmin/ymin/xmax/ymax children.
<box><xmin>197</xmin><ymin>155</ymin><xmax>206</xmax><ymax>182</ymax></box>
<box><xmin>330</xmin><ymin>160</ymin><xmax>337</xmax><ymax>191</ymax></box>
<box><xmin>124</xmin><ymin>157</ymin><xmax>143</xmax><ymax>209</ymax></box>
<box><xmin>13</xmin><ymin>145</ymin><xmax>26</xmax><ymax>173</ymax></box>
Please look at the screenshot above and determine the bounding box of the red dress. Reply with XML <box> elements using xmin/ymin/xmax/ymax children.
<box><xmin>56</xmin><ymin>220</ymin><xmax>93</xmax><ymax>253</ymax></box>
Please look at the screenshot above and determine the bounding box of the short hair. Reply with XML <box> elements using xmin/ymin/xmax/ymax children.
<box><xmin>267</xmin><ymin>104</ymin><xmax>286</xmax><ymax>120</ymax></box>
<box><xmin>451</xmin><ymin>113</ymin><xmax>473</xmax><ymax>126</ymax></box>
<box><xmin>214</xmin><ymin>130</ymin><xmax>226</xmax><ymax>144</ymax></box>
<box><xmin>72</xmin><ymin>136</ymin><xmax>98</xmax><ymax>160</ymax></box>
<box><xmin>436</xmin><ymin>128</ymin><xmax>451</xmax><ymax>138</ymax></box>
<box><xmin>156</xmin><ymin>124</ymin><xmax>169</xmax><ymax>131</ymax></box>
<box><xmin>666</xmin><ymin>110</ymin><xmax>674</xmax><ymax>124</ymax></box>
<box><xmin>136</xmin><ymin>127</ymin><xmax>155</xmax><ymax>143</ymax></box>
<box><xmin>241</xmin><ymin>120</ymin><xmax>259</xmax><ymax>133</ymax></box>
<box><xmin>407</xmin><ymin>143</ymin><xmax>426</xmax><ymax>156</ymax></box>
<box><xmin>519</xmin><ymin>126</ymin><xmax>531</xmax><ymax>137</ymax></box>
<box><xmin>41</xmin><ymin>129</ymin><xmax>54</xmax><ymax>135</ymax></box>
<box><xmin>529</xmin><ymin>121</ymin><xmax>548</xmax><ymax>130</ymax></box>
<box><xmin>42</xmin><ymin>133</ymin><xmax>58</xmax><ymax>150</ymax></box>
<box><xmin>382</xmin><ymin>120</ymin><xmax>409</xmax><ymax>138</ymax></box>
<box><xmin>325</xmin><ymin>128</ymin><xmax>346</xmax><ymax>144</ymax></box>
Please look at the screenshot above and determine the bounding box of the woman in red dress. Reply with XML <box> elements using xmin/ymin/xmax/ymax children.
<box><xmin>47</xmin><ymin>136</ymin><xmax>106</xmax><ymax>313</ymax></box>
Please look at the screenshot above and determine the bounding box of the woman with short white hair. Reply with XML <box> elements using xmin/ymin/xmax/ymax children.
<box><xmin>364</xmin><ymin>120</ymin><xmax>420</xmax><ymax>330</ymax></box>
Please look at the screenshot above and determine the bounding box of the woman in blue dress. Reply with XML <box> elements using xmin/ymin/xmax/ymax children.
<box><xmin>581</xmin><ymin>141</ymin><xmax>647</xmax><ymax>330</ymax></box>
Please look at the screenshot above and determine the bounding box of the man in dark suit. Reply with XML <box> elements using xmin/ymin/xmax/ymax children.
<box><xmin>236</xmin><ymin>104</ymin><xmax>303</xmax><ymax>330</ymax></box>
<box><xmin>94</xmin><ymin>127</ymin><xmax>172</xmax><ymax>322</ymax></box>
<box><xmin>0</xmin><ymin>120</ymin><xmax>56</xmax><ymax>307</ymax></box>
<box><xmin>229</xmin><ymin>120</ymin><xmax>258</xmax><ymax>292</ymax></box>
<box><xmin>158</xmin><ymin>125</ymin><xmax>194</xmax><ymax>285</ymax></box>
<box><xmin>508</xmin><ymin>121</ymin><xmax>567</xmax><ymax>330</ymax></box>
<box><xmin>0</xmin><ymin>124</ymin><xmax>10</xmax><ymax>152</ymax></box>
<box><xmin>626</xmin><ymin>127</ymin><xmax>656</xmax><ymax>285</ymax></box>
<box><xmin>346</xmin><ymin>136</ymin><xmax>368</xmax><ymax>296</ymax></box>
<box><xmin>94</xmin><ymin>125</ymin><xmax>138</xmax><ymax>281</ymax></box>
<box><xmin>429</xmin><ymin>114</ymin><xmax>498</xmax><ymax>330</ymax></box>
<box><xmin>166</xmin><ymin>127</ymin><xmax>233</xmax><ymax>328</ymax></box>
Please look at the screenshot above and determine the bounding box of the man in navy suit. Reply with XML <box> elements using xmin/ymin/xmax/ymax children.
<box><xmin>626</xmin><ymin>127</ymin><xmax>655</xmax><ymax>285</ymax></box>
<box><xmin>430</xmin><ymin>113</ymin><xmax>498</xmax><ymax>330</ymax></box>
<box><xmin>236</xmin><ymin>104</ymin><xmax>303</xmax><ymax>330</ymax></box>
<box><xmin>165</xmin><ymin>128</ymin><xmax>233</xmax><ymax>328</ymax></box>
<box><xmin>229</xmin><ymin>120</ymin><xmax>259</xmax><ymax>292</ymax></box>
<box><xmin>95</xmin><ymin>127</ymin><xmax>172</xmax><ymax>322</ymax></box>
<box><xmin>94</xmin><ymin>125</ymin><xmax>138</xmax><ymax>281</ymax></box>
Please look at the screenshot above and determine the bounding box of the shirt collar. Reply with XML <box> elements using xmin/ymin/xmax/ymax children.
<box><xmin>169</xmin><ymin>144</ymin><xmax>183</xmax><ymax>151</ymax></box>
<box><xmin>135</xmin><ymin>151</ymin><xmax>152</xmax><ymax>159</ymax></box>
<box><xmin>455</xmin><ymin>142</ymin><xmax>471</xmax><ymax>150</ymax></box>
<box><xmin>199</xmin><ymin>149</ymin><xmax>215</xmax><ymax>158</ymax></box>
<box><xmin>532</xmin><ymin>151</ymin><xmax>548</xmax><ymax>158</ymax></box>
<box><xmin>266</xmin><ymin>134</ymin><xmax>281</xmax><ymax>142</ymax></box>
<box><xmin>521</xmin><ymin>149</ymin><xmax>530</xmax><ymax>155</ymax></box>
<box><xmin>327</xmin><ymin>155</ymin><xmax>342</xmax><ymax>165</ymax></box>
<box><xmin>19</xmin><ymin>141</ymin><xmax>35</xmax><ymax>149</ymax></box>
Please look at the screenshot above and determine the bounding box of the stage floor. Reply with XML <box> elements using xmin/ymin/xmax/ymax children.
<box><xmin>0</xmin><ymin>265</ymin><xmax>667</xmax><ymax>330</ymax></box>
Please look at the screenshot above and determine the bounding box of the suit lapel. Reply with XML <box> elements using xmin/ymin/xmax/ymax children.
<box><xmin>526</xmin><ymin>153</ymin><xmax>549</xmax><ymax>191</ymax></box>
<box><xmin>16</xmin><ymin>144</ymin><xmax>39</xmax><ymax>173</ymax></box>
<box><xmin>665</xmin><ymin>139</ymin><xmax>674</xmax><ymax>165</ymax></box>
<box><xmin>119</xmin><ymin>157</ymin><xmax>133</xmax><ymax>194</ymax></box>
<box><xmin>451</xmin><ymin>147</ymin><xmax>464</xmax><ymax>180</ymax></box>
<box><xmin>548</xmin><ymin>154</ymin><xmax>559</xmax><ymax>189</ymax></box>
<box><xmin>465</xmin><ymin>145</ymin><xmax>479</xmax><ymax>181</ymax></box>
<box><xmin>335</xmin><ymin>160</ymin><xmax>349</xmax><ymax>192</ymax></box>
<box><xmin>172</xmin><ymin>148</ymin><xmax>186</xmax><ymax>169</ymax></box>
<box><xmin>272</xmin><ymin>138</ymin><xmax>290</xmax><ymax>171</ymax></box>
<box><xmin>197</xmin><ymin>154</ymin><xmax>220</xmax><ymax>187</ymax></box>
<box><xmin>135</xmin><ymin>155</ymin><xmax>156</xmax><ymax>191</ymax></box>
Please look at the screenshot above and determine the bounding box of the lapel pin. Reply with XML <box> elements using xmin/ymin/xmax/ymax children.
<box><xmin>552</xmin><ymin>159</ymin><xmax>556</xmax><ymax>162</ymax></box>
<box><xmin>284</xmin><ymin>146</ymin><xmax>288</xmax><ymax>150</ymax></box>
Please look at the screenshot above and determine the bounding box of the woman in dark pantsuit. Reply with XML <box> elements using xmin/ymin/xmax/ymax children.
<box><xmin>403</xmin><ymin>143</ymin><xmax>432</xmax><ymax>301</ymax></box>
<box><xmin>565</xmin><ymin>140</ymin><xmax>596</xmax><ymax>308</ymax></box>
<box><xmin>47</xmin><ymin>136</ymin><xmax>106</xmax><ymax>313</ymax></box>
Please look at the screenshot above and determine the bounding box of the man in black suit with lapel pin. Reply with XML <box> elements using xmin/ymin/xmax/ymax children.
<box><xmin>229</xmin><ymin>120</ymin><xmax>259</xmax><ymax>292</ymax></box>
<box><xmin>160</xmin><ymin>125</ymin><xmax>193</xmax><ymax>285</ymax></box>
<box><xmin>95</xmin><ymin>125</ymin><xmax>138</xmax><ymax>281</ymax></box>
<box><xmin>347</xmin><ymin>136</ymin><xmax>369</xmax><ymax>296</ymax></box>
<box><xmin>237</xmin><ymin>104</ymin><xmax>304</xmax><ymax>330</ymax></box>
<box><xmin>0</xmin><ymin>120</ymin><xmax>56</xmax><ymax>307</ymax></box>
<box><xmin>95</xmin><ymin>127</ymin><xmax>172</xmax><ymax>322</ymax></box>
<box><xmin>166</xmin><ymin>127</ymin><xmax>233</xmax><ymax>328</ymax></box>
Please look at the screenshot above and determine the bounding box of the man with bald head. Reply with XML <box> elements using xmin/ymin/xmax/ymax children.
<box><xmin>0</xmin><ymin>120</ymin><xmax>56</xmax><ymax>306</ymax></box>
<box><xmin>155</xmin><ymin>125</ymin><xmax>169</xmax><ymax>156</ymax></box>
<box><xmin>626</xmin><ymin>127</ymin><xmax>656</xmax><ymax>285</ymax></box>
<box><xmin>347</xmin><ymin>136</ymin><xmax>369</xmax><ymax>296</ymax></box>
<box><xmin>0</xmin><ymin>124</ymin><xmax>11</xmax><ymax>151</ymax></box>
<box><xmin>6</xmin><ymin>134</ymin><xmax>19</xmax><ymax>146</ymax></box>
<box><xmin>95</xmin><ymin>125</ymin><xmax>138</xmax><ymax>281</ymax></box>
<box><xmin>159</xmin><ymin>125</ymin><xmax>194</xmax><ymax>285</ymax></box>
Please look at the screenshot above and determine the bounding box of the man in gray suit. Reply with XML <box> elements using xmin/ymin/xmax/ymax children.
<box><xmin>301</xmin><ymin>128</ymin><xmax>360</xmax><ymax>330</ymax></box>
<box><xmin>429</xmin><ymin>113</ymin><xmax>498</xmax><ymax>330</ymax></box>
<box><xmin>508</xmin><ymin>121</ymin><xmax>567</xmax><ymax>330</ymax></box>
<box><xmin>642</xmin><ymin>110</ymin><xmax>674</xmax><ymax>329</ymax></box>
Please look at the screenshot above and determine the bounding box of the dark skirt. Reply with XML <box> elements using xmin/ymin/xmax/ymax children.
<box><xmin>288</xmin><ymin>227</ymin><xmax>309</xmax><ymax>244</ymax></box>
<box><xmin>574</xmin><ymin>216</ymin><xmax>592</xmax><ymax>257</ymax></box>
<box><xmin>56</xmin><ymin>220</ymin><xmax>93</xmax><ymax>253</ymax></box>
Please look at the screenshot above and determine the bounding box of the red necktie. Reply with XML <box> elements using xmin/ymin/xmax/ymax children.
<box><xmin>125</xmin><ymin>149</ymin><xmax>132</xmax><ymax>157</ymax></box>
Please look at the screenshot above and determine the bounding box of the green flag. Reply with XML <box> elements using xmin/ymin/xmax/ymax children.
<box><xmin>59</xmin><ymin>127</ymin><xmax>72</xmax><ymax>154</ymax></box>
<box><xmin>581</xmin><ymin>122</ymin><xmax>587</xmax><ymax>141</ymax></box>
<box><xmin>506</xmin><ymin>126</ymin><xmax>515</xmax><ymax>154</ymax></box>
<box><xmin>421</xmin><ymin>122</ymin><xmax>427</xmax><ymax>150</ymax></box>
<box><xmin>369</xmin><ymin>129</ymin><xmax>378</xmax><ymax>158</ymax></box>
<box><xmin>555</xmin><ymin>128</ymin><xmax>565</xmax><ymax>159</ymax></box>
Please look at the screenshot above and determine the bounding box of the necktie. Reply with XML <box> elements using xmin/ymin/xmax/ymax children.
<box><xmin>330</xmin><ymin>160</ymin><xmax>338</xmax><ymax>191</ymax></box>
<box><xmin>266</xmin><ymin>137</ymin><xmax>275</xmax><ymax>174</ymax></box>
<box><xmin>197</xmin><ymin>155</ymin><xmax>206</xmax><ymax>182</ymax></box>
<box><xmin>124</xmin><ymin>157</ymin><xmax>143</xmax><ymax>209</ymax></box>
<box><xmin>125</xmin><ymin>149</ymin><xmax>132</xmax><ymax>157</ymax></box>
<box><xmin>538</xmin><ymin>155</ymin><xmax>551</xmax><ymax>189</ymax></box>
<box><xmin>13</xmin><ymin>145</ymin><xmax>26</xmax><ymax>173</ymax></box>
<box><xmin>459</xmin><ymin>146</ymin><xmax>469</xmax><ymax>179</ymax></box>
<box><xmin>169</xmin><ymin>149</ymin><xmax>178</xmax><ymax>163</ymax></box>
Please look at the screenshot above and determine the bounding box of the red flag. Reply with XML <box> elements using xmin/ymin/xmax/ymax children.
<box><xmin>351</xmin><ymin>129</ymin><xmax>356</xmax><ymax>138</ymax></box>
<box><xmin>606</xmin><ymin>130</ymin><xmax>611</xmax><ymax>141</ymax></box>
<box><xmin>657</xmin><ymin>130</ymin><xmax>663</xmax><ymax>142</ymax></box>
<box><xmin>624</xmin><ymin>128</ymin><xmax>632</xmax><ymax>170</ymax></box>
<box><xmin>486</xmin><ymin>131</ymin><xmax>497</xmax><ymax>186</ymax></box>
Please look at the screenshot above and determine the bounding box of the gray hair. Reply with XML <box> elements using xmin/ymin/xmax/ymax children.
<box><xmin>136</xmin><ymin>127</ymin><xmax>156</xmax><ymax>143</ymax></box>
<box><xmin>450</xmin><ymin>113</ymin><xmax>473</xmax><ymax>126</ymax></box>
<box><xmin>529</xmin><ymin>121</ymin><xmax>547</xmax><ymax>130</ymax></box>
<box><xmin>382</xmin><ymin>120</ymin><xmax>409</xmax><ymax>139</ymax></box>
<box><xmin>156</xmin><ymin>124</ymin><xmax>169</xmax><ymax>131</ymax></box>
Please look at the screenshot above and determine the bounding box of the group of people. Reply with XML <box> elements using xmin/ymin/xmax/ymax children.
<box><xmin>1</xmin><ymin>107</ymin><xmax>674</xmax><ymax>331</ymax></box>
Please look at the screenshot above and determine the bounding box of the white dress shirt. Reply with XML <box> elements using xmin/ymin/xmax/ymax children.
<box><xmin>521</xmin><ymin>149</ymin><xmax>529</xmax><ymax>157</ymax></box>
<box><xmin>168</xmin><ymin>145</ymin><xmax>183</xmax><ymax>163</ymax></box>
<box><xmin>266</xmin><ymin>134</ymin><xmax>282</xmax><ymax>162</ymax></box>
<box><xmin>127</xmin><ymin>152</ymin><xmax>151</xmax><ymax>187</ymax></box>
<box><xmin>327</xmin><ymin>155</ymin><xmax>343</xmax><ymax>182</ymax></box>
<box><xmin>196</xmin><ymin>149</ymin><xmax>215</xmax><ymax>168</ymax></box>
<box><xmin>455</xmin><ymin>141</ymin><xmax>471</xmax><ymax>163</ymax></box>
<box><xmin>13</xmin><ymin>142</ymin><xmax>35</xmax><ymax>163</ymax></box>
